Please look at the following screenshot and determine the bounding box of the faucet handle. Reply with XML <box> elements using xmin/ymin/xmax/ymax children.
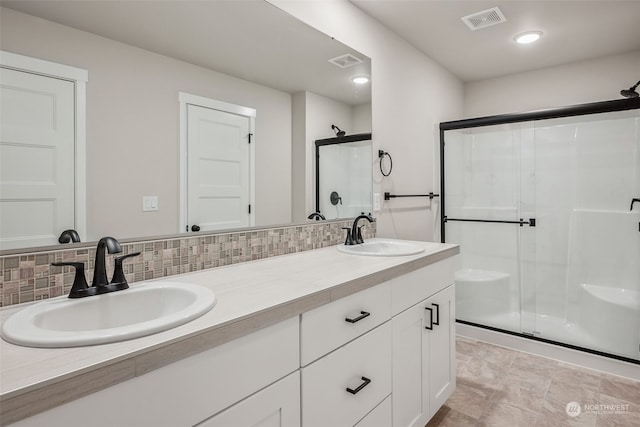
<box><xmin>110</xmin><ymin>252</ymin><xmax>141</xmax><ymax>288</ymax></box>
<box><xmin>342</xmin><ymin>227</ymin><xmax>356</xmax><ymax>246</ymax></box>
<box><xmin>52</xmin><ymin>262</ymin><xmax>91</xmax><ymax>298</ymax></box>
<box><xmin>356</xmin><ymin>225</ymin><xmax>366</xmax><ymax>244</ymax></box>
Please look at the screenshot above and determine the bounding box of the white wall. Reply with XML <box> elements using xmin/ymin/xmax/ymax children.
<box><xmin>464</xmin><ymin>50</ymin><xmax>640</xmax><ymax>118</ymax></box>
<box><xmin>305</xmin><ymin>92</ymin><xmax>357</xmax><ymax>216</ymax></box>
<box><xmin>291</xmin><ymin>92</ymin><xmax>307</xmax><ymax>223</ymax></box>
<box><xmin>271</xmin><ymin>0</ymin><xmax>464</xmax><ymax>242</ymax></box>
<box><xmin>0</xmin><ymin>7</ymin><xmax>292</xmax><ymax>241</ymax></box>
<box><xmin>353</xmin><ymin>102</ymin><xmax>372</xmax><ymax>134</ymax></box>
<box><xmin>291</xmin><ymin>90</ymin><xmax>369</xmax><ymax>222</ymax></box>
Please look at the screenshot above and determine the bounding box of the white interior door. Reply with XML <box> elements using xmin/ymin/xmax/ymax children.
<box><xmin>187</xmin><ymin>104</ymin><xmax>252</xmax><ymax>231</ymax></box>
<box><xmin>0</xmin><ymin>67</ymin><xmax>76</xmax><ymax>249</ymax></box>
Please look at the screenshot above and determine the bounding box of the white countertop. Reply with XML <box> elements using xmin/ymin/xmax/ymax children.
<box><xmin>0</xmin><ymin>239</ymin><xmax>458</xmax><ymax>424</ymax></box>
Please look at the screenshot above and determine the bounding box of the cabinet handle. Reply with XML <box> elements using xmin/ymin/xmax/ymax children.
<box><xmin>432</xmin><ymin>303</ymin><xmax>440</xmax><ymax>325</ymax></box>
<box><xmin>346</xmin><ymin>376</ymin><xmax>371</xmax><ymax>394</ymax></box>
<box><xmin>345</xmin><ymin>311</ymin><xmax>371</xmax><ymax>324</ymax></box>
<box><xmin>425</xmin><ymin>307</ymin><xmax>433</xmax><ymax>330</ymax></box>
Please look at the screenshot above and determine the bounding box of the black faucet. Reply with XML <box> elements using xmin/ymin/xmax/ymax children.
<box><xmin>53</xmin><ymin>237</ymin><xmax>140</xmax><ymax>298</ymax></box>
<box><xmin>631</xmin><ymin>198</ymin><xmax>640</xmax><ymax>211</ymax></box>
<box><xmin>58</xmin><ymin>229</ymin><xmax>81</xmax><ymax>244</ymax></box>
<box><xmin>307</xmin><ymin>212</ymin><xmax>326</xmax><ymax>221</ymax></box>
<box><xmin>92</xmin><ymin>237</ymin><xmax>122</xmax><ymax>287</ymax></box>
<box><xmin>348</xmin><ymin>213</ymin><xmax>375</xmax><ymax>245</ymax></box>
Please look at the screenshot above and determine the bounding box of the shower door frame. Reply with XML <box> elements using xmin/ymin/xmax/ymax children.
<box><xmin>439</xmin><ymin>97</ymin><xmax>640</xmax><ymax>364</ymax></box>
<box><xmin>314</xmin><ymin>132</ymin><xmax>372</xmax><ymax>215</ymax></box>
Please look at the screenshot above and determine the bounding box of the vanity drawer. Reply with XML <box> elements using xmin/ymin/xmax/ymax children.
<box><xmin>301</xmin><ymin>322</ymin><xmax>392</xmax><ymax>427</ymax></box>
<box><xmin>391</xmin><ymin>258</ymin><xmax>454</xmax><ymax>316</ymax></box>
<box><xmin>355</xmin><ymin>395</ymin><xmax>392</xmax><ymax>427</ymax></box>
<box><xmin>301</xmin><ymin>281</ymin><xmax>391</xmax><ymax>365</ymax></box>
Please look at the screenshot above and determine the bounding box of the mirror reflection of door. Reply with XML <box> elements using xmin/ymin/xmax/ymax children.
<box><xmin>0</xmin><ymin>67</ymin><xmax>75</xmax><ymax>249</ymax></box>
<box><xmin>185</xmin><ymin>102</ymin><xmax>255</xmax><ymax>232</ymax></box>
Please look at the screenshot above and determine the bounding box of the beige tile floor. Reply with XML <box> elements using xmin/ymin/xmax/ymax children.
<box><xmin>427</xmin><ymin>336</ymin><xmax>640</xmax><ymax>427</ymax></box>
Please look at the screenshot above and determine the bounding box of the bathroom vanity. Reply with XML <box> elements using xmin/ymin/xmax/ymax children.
<box><xmin>0</xmin><ymin>239</ymin><xmax>458</xmax><ymax>427</ymax></box>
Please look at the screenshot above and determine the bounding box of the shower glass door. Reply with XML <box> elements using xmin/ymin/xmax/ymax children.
<box><xmin>531</xmin><ymin>110</ymin><xmax>640</xmax><ymax>360</ymax></box>
<box><xmin>442</xmin><ymin>122</ymin><xmax>537</xmax><ymax>335</ymax></box>
<box><xmin>441</xmin><ymin>100</ymin><xmax>640</xmax><ymax>362</ymax></box>
<box><xmin>315</xmin><ymin>135</ymin><xmax>372</xmax><ymax>220</ymax></box>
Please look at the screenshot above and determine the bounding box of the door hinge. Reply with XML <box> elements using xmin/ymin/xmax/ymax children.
<box><xmin>248</xmin><ymin>204</ymin><xmax>252</xmax><ymax>214</ymax></box>
<box><xmin>248</xmin><ymin>133</ymin><xmax>253</xmax><ymax>144</ymax></box>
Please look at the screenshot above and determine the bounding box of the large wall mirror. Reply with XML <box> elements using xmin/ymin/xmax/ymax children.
<box><xmin>0</xmin><ymin>0</ymin><xmax>372</xmax><ymax>252</ymax></box>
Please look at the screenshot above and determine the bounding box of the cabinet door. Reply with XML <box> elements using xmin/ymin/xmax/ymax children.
<box><xmin>426</xmin><ymin>284</ymin><xmax>456</xmax><ymax>417</ymax></box>
<box><xmin>392</xmin><ymin>301</ymin><xmax>429</xmax><ymax>427</ymax></box>
<box><xmin>392</xmin><ymin>284</ymin><xmax>456</xmax><ymax>427</ymax></box>
<box><xmin>197</xmin><ymin>371</ymin><xmax>300</xmax><ymax>427</ymax></box>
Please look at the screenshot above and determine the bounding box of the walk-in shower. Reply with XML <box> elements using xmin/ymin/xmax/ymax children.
<box><xmin>315</xmin><ymin>133</ymin><xmax>372</xmax><ymax>220</ymax></box>
<box><xmin>440</xmin><ymin>98</ymin><xmax>640</xmax><ymax>363</ymax></box>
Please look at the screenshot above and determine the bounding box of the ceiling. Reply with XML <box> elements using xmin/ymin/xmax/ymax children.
<box><xmin>0</xmin><ymin>0</ymin><xmax>371</xmax><ymax>105</ymax></box>
<box><xmin>350</xmin><ymin>0</ymin><xmax>640</xmax><ymax>82</ymax></box>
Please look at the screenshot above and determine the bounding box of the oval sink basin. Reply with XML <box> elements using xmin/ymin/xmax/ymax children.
<box><xmin>337</xmin><ymin>239</ymin><xmax>425</xmax><ymax>257</ymax></box>
<box><xmin>1</xmin><ymin>282</ymin><xmax>216</xmax><ymax>348</ymax></box>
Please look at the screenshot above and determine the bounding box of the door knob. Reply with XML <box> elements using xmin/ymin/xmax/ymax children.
<box><xmin>191</xmin><ymin>225</ymin><xmax>201</xmax><ymax>232</ymax></box>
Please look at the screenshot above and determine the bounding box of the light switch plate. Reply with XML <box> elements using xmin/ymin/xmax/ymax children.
<box><xmin>373</xmin><ymin>193</ymin><xmax>381</xmax><ymax>211</ymax></box>
<box><xmin>143</xmin><ymin>196</ymin><xmax>158</xmax><ymax>212</ymax></box>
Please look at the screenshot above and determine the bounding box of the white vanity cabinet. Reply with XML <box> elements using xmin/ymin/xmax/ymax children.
<box><xmin>197</xmin><ymin>371</ymin><xmax>300</xmax><ymax>427</ymax></box>
<box><xmin>11</xmin><ymin>317</ymin><xmax>300</xmax><ymax>427</ymax></box>
<box><xmin>355</xmin><ymin>395</ymin><xmax>392</xmax><ymax>427</ymax></box>
<box><xmin>298</xmin><ymin>257</ymin><xmax>455</xmax><ymax>427</ymax></box>
<box><xmin>426</xmin><ymin>285</ymin><xmax>456</xmax><ymax>414</ymax></box>
<box><xmin>6</xmin><ymin>247</ymin><xmax>458</xmax><ymax>427</ymax></box>
<box><xmin>300</xmin><ymin>282</ymin><xmax>392</xmax><ymax>427</ymax></box>
<box><xmin>392</xmin><ymin>280</ymin><xmax>456</xmax><ymax>427</ymax></box>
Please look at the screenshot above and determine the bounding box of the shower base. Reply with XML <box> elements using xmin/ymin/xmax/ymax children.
<box><xmin>459</xmin><ymin>310</ymin><xmax>639</xmax><ymax>362</ymax></box>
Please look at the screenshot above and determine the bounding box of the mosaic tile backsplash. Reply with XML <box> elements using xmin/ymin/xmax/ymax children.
<box><xmin>0</xmin><ymin>220</ymin><xmax>376</xmax><ymax>308</ymax></box>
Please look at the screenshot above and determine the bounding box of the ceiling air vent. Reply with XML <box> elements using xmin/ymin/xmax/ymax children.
<box><xmin>461</xmin><ymin>7</ymin><xmax>507</xmax><ymax>31</ymax></box>
<box><xmin>328</xmin><ymin>53</ymin><xmax>363</xmax><ymax>69</ymax></box>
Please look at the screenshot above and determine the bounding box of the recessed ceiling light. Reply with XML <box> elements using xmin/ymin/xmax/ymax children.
<box><xmin>514</xmin><ymin>31</ymin><xmax>543</xmax><ymax>44</ymax></box>
<box><xmin>352</xmin><ymin>76</ymin><xmax>370</xmax><ymax>85</ymax></box>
